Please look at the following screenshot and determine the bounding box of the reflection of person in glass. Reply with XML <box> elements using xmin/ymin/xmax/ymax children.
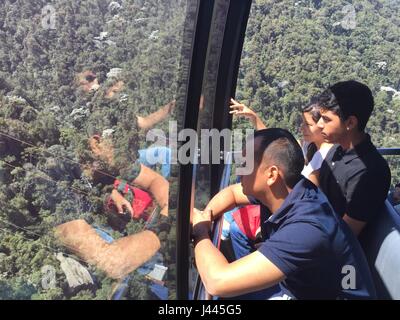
<box><xmin>86</xmin><ymin>134</ymin><xmax>169</xmax><ymax>217</ymax></box>
<box><xmin>77</xmin><ymin>68</ymin><xmax>175</xmax><ymax>178</ymax></box>
<box><xmin>108</xmin><ymin>78</ymin><xmax>175</xmax><ymax>127</ymax></box>
<box><xmin>76</xmin><ymin>68</ymin><xmax>176</xmax><ymax>131</ymax></box>
<box><xmin>55</xmin><ymin>129</ymin><xmax>171</xmax><ymax>280</ymax></box>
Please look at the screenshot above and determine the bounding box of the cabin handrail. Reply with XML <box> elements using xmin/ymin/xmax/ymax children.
<box><xmin>378</xmin><ymin>148</ymin><xmax>400</xmax><ymax>156</ymax></box>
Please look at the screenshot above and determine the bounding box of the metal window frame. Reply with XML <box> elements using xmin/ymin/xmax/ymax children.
<box><xmin>175</xmin><ymin>0</ymin><xmax>215</xmax><ymax>300</ymax></box>
<box><xmin>177</xmin><ymin>0</ymin><xmax>253</xmax><ymax>301</ymax></box>
<box><xmin>210</xmin><ymin>0</ymin><xmax>253</xmax><ymax>198</ymax></box>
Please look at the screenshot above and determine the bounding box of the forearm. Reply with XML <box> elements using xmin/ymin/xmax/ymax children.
<box><xmin>307</xmin><ymin>171</ymin><xmax>320</xmax><ymax>187</ymax></box>
<box><xmin>195</xmin><ymin>237</ymin><xmax>286</xmax><ymax>298</ymax></box>
<box><xmin>55</xmin><ymin>220</ymin><xmax>160</xmax><ymax>279</ymax></box>
<box><xmin>204</xmin><ymin>184</ymin><xmax>250</xmax><ymax>220</ymax></box>
<box><xmin>137</xmin><ymin>104</ymin><xmax>171</xmax><ymax>130</ymax></box>
<box><xmin>148</xmin><ymin>176</ymin><xmax>169</xmax><ymax>216</ymax></box>
<box><xmin>194</xmin><ymin>237</ymin><xmax>230</xmax><ymax>296</ymax></box>
<box><xmin>251</xmin><ymin>115</ymin><xmax>267</xmax><ymax>131</ymax></box>
<box><xmin>192</xmin><ymin>204</ymin><xmax>286</xmax><ymax>298</ymax></box>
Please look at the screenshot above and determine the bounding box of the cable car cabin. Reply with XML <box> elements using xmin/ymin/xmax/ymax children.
<box><xmin>0</xmin><ymin>0</ymin><xmax>399</xmax><ymax>300</ymax></box>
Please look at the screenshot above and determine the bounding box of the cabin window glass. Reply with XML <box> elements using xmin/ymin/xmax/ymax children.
<box><xmin>233</xmin><ymin>0</ymin><xmax>400</xmax><ymax>183</ymax></box>
<box><xmin>0</xmin><ymin>0</ymin><xmax>192</xmax><ymax>300</ymax></box>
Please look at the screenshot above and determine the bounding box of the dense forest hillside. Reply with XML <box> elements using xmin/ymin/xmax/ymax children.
<box><xmin>234</xmin><ymin>0</ymin><xmax>400</xmax><ymax>178</ymax></box>
<box><xmin>0</xmin><ymin>0</ymin><xmax>399</xmax><ymax>300</ymax></box>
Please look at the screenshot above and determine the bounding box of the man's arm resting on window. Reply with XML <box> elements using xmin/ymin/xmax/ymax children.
<box><xmin>194</xmin><ymin>238</ymin><xmax>285</xmax><ymax>297</ymax></box>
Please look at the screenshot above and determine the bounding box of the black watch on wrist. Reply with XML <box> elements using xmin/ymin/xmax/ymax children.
<box><xmin>192</xmin><ymin>226</ymin><xmax>211</xmax><ymax>246</ymax></box>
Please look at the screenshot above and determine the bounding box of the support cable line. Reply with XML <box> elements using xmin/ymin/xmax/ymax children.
<box><xmin>0</xmin><ymin>131</ymin><xmax>118</xmax><ymax>181</ymax></box>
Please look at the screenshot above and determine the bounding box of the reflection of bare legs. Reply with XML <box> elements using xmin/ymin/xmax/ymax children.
<box><xmin>55</xmin><ymin>220</ymin><xmax>160</xmax><ymax>279</ymax></box>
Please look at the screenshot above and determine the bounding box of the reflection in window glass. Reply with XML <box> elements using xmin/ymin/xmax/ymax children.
<box><xmin>234</xmin><ymin>0</ymin><xmax>400</xmax><ymax>183</ymax></box>
<box><xmin>0</xmin><ymin>0</ymin><xmax>189</xmax><ymax>300</ymax></box>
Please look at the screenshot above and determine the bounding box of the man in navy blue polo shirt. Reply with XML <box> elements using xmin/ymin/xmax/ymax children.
<box><xmin>316</xmin><ymin>81</ymin><xmax>391</xmax><ymax>236</ymax></box>
<box><xmin>192</xmin><ymin>129</ymin><xmax>376</xmax><ymax>299</ymax></box>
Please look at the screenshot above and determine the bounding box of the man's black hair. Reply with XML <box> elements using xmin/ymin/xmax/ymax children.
<box><xmin>253</xmin><ymin>128</ymin><xmax>305</xmax><ymax>188</ymax></box>
<box><xmin>395</xmin><ymin>183</ymin><xmax>400</xmax><ymax>189</ymax></box>
<box><xmin>316</xmin><ymin>80</ymin><xmax>374</xmax><ymax>131</ymax></box>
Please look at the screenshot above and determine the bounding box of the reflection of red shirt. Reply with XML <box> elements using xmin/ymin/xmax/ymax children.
<box><xmin>107</xmin><ymin>180</ymin><xmax>153</xmax><ymax>220</ymax></box>
<box><xmin>130</xmin><ymin>187</ymin><xmax>154</xmax><ymax>219</ymax></box>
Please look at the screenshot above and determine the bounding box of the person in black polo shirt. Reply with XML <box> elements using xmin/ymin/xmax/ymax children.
<box><xmin>315</xmin><ymin>81</ymin><xmax>391</xmax><ymax>236</ymax></box>
<box><xmin>192</xmin><ymin>129</ymin><xmax>376</xmax><ymax>300</ymax></box>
